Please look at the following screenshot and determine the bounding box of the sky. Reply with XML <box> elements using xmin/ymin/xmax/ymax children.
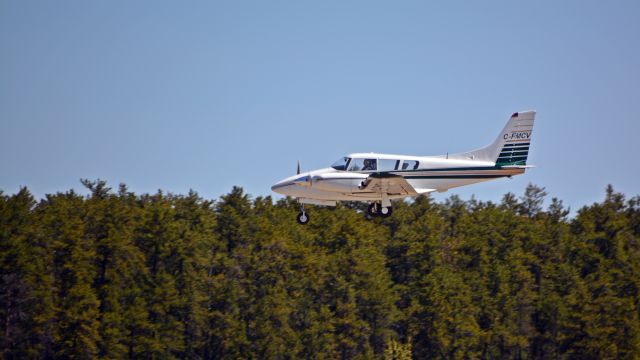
<box><xmin>2</xmin><ymin>0</ymin><xmax>639</xmax><ymax>212</ymax></box>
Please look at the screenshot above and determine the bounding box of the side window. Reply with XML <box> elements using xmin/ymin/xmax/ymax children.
<box><xmin>348</xmin><ymin>158</ymin><xmax>377</xmax><ymax>171</ymax></box>
<box><xmin>348</xmin><ymin>159</ymin><xmax>363</xmax><ymax>171</ymax></box>
<box><xmin>378</xmin><ymin>159</ymin><xmax>398</xmax><ymax>171</ymax></box>
<box><xmin>401</xmin><ymin>160</ymin><xmax>419</xmax><ymax>170</ymax></box>
<box><xmin>362</xmin><ymin>158</ymin><xmax>376</xmax><ymax>171</ymax></box>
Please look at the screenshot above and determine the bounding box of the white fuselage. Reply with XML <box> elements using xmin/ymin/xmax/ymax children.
<box><xmin>272</xmin><ymin>111</ymin><xmax>535</xmax><ymax>224</ymax></box>
<box><xmin>271</xmin><ymin>152</ymin><xmax>525</xmax><ymax>203</ymax></box>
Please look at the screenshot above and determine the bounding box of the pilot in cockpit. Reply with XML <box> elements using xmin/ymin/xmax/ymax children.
<box><xmin>362</xmin><ymin>159</ymin><xmax>375</xmax><ymax>171</ymax></box>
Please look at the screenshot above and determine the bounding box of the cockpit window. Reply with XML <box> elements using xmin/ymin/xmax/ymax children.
<box><xmin>348</xmin><ymin>158</ymin><xmax>377</xmax><ymax>171</ymax></box>
<box><xmin>331</xmin><ymin>157</ymin><xmax>351</xmax><ymax>171</ymax></box>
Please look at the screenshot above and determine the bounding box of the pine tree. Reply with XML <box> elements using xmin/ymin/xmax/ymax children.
<box><xmin>81</xmin><ymin>180</ymin><xmax>150</xmax><ymax>358</ymax></box>
<box><xmin>37</xmin><ymin>191</ymin><xmax>102</xmax><ymax>358</ymax></box>
<box><xmin>133</xmin><ymin>191</ymin><xmax>187</xmax><ymax>358</ymax></box>
<box><xmin>0</xmin><ymin>188</ymin><xmax>41</xmax><ymax>358</ymax></box>
<box><xmin>519</xmin><ymin>183</ymin><xmax>548</xmax><ymax>218</ymax></box>
<box><xmin>171</xmin><ymin>191</ymin><xmax>218</xmax><ymax>358</ymax></box>
<box><xmin>565</xmin><ymin>186</ymin><xmax>640</xmax><ymax>358</ymax></box>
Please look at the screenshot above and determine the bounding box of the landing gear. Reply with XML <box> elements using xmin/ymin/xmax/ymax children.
<box><xmin>367</xmin><ymin>202</ymin><xmax>393</xmax><ymax>218</ymax></box>
<box><xmin>379</xmin><ymin>206</ymin><xmax>393</xmax><ymax>217</ymax></box>
<box><xmin>294</xmin><ymin>201</ymin><xmax>391</xmax><ymax>224</ymax></box>
<box><xmin>297</xmin><ymin>203</ymin><xmax>310</xmax><ymax>225</ymax></box>
<box><xmin>297</xmin><ymin>211</ymin><xmax>310</xmax><ymax>225</ymax></box>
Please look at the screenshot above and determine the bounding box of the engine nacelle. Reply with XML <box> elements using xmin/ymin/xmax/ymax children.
<box><xmin>311</xmin><ymin>173</ymin><xmax>368</xmax><ymax>193</ymax></box>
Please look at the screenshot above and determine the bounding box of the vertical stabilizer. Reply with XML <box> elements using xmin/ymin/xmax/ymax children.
<box><xmin>453</xmin><ymin>111</ymin><xmax>536</xmax><ymax>164</ymax></box>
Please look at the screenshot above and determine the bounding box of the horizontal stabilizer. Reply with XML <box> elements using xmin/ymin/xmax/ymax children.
<box><xmin>415</xmin><ymin>188</ymin><xmax>436</xmax><ymax>194</ymax></box>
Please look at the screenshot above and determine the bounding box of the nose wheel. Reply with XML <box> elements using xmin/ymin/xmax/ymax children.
<box><xmin>367</xmin><ymin>202</ymin><xmax>393</xmax><ymax>218</ymax></box>
<box><xmin>296</xmin><ymin>203</ymin><xmax>310</xmax><ymax>225</ymax></box>
<box><xmin>297</xmin><ymin>211</ymin><xmax>310</xmax><ymax>225</ymax></box>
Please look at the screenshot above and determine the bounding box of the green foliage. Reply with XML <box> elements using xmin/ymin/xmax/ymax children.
<box><xmin>1</xmin><ymin>182</ymin><xmax>639</xmax><ymax>359</ymax></box>
<box><xmin>384</xmin><ymin>338</ymin><xmax>412</xmax><ymax>360</ymax></box>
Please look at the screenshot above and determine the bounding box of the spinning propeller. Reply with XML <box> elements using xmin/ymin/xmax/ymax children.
<box><xmin>294</xmin><ymin>160</ymin><xmax>312</xmax><ymax>187</ymax></box>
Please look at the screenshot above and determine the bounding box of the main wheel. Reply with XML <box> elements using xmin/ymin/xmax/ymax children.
<box><xmin>296</xmin><ymin>211</ymin><xmax>310</xmax><ymax>225</ymax></box>
<box><xmin>378</xmin><ymin>206</ymin><xmax>393</xmax><ymax>218</ymax></box>
<box><xmin>367</xmin><ymin>203</ymin><xmax>378</xmax><ymax>217</ymax></box>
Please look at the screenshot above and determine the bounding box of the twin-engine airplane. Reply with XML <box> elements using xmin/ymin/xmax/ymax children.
<box><xmin>272</xmin><ymin>111</ymin><xmax>536</xmax><ymax>224</ymax></box>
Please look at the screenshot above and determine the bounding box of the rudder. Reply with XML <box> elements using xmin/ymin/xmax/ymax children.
<box><xmin>452</xmin><ymin>111</ymin><xmax>536</xmax><ymax>164</ymax></box>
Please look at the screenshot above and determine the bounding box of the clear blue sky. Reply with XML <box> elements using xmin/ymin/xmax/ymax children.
<box><xmin>2</xmin><ymin>1</ymin><xmax>639</xmax><ymax>211</ymax></box>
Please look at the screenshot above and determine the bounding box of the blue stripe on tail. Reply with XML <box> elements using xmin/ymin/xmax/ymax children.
<box><xmin>496</xmin><ymin>143</ymin><xmax>529</xmax><ymax>165</ymax></box>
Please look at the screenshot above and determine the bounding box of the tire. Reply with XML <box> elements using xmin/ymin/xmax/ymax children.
<box><xmin>296</xmin><ymin>211</ymin><xmax>310</xmax><ymax>225</ymax></box>
<box><xmin>378</xmin><ymin>206</ymin><xmax>393</xmax><ymax>218</ymax></box>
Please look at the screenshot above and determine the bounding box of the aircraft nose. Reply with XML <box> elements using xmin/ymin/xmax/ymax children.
<box><xmin>271</xmin><ymin>179</ymin><xmax>291</xmax><ymax>194</ymax></box>
<box><xmin>272</xmin><ymin>172</ymin><xmax>309</xmax><ymax>195</ymax></box>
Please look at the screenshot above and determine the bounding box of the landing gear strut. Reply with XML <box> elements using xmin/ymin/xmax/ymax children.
<box><xmin>367</xmin><ymin>202</ymin><xmax>393</xmax><ymax>218</ymax></box>
<box><xmin>367</xmin><ymin>203</ymin><xmax>378</xmax><ymax>216</ymax></box>
<box><xmin>297</xmin><ymin>203</ymin><xmax>310</xmax><ymax>225</ymax></box>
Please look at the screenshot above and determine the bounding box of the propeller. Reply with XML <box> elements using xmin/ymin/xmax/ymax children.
<box><xmin>293</xmin><ymin>160</ymin><xmax>312</xmax><ymax>187</ymax></box>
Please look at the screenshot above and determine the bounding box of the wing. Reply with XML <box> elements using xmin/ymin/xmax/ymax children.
<box><xmin>360</xmin><ymin>173</ymin><xmax>435</xmax><ymax>196</ymax></box>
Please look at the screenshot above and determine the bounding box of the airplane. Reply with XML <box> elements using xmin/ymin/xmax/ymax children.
<box><xmin>272</xmin><ymin>111</ymin><xmax>536</xmax><ymax>224</ymax></box>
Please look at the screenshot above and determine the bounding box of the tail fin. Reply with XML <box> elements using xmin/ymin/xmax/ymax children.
<box><xmin>453</xmin><ymin>110</ymin><xmax>536</xmax><ymax>165</ymax></box>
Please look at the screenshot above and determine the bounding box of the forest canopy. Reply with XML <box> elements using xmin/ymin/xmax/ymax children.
<box><xmin>1</xmin><ymin>181</ymin><xmax>639</xmax><ymax>359</ymax></box>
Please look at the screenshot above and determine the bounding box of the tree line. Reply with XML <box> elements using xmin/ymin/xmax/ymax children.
<box><xmin>1</xmin><ymin>180</ymin><xmax>639</xmax><ymax>359</ymax></box>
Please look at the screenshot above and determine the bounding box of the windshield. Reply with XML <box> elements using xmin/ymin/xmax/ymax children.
<box><xmin>331</xmin><ymin>157</ymin><xmax>351</xmax><ymax>170</ymax></box>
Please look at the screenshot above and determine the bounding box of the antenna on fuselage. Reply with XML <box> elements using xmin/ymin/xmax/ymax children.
<box><xmin>297</xmin><ymin>160</ymin><xmax>301</xmax><ymax>175</ymax></box>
